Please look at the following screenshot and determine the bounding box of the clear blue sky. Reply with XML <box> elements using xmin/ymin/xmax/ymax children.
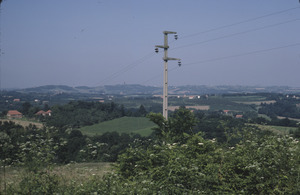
<box><xmin>1</xmin><ymin>0</ymin><xmax>300</xmax><ymax>89</ymax></box>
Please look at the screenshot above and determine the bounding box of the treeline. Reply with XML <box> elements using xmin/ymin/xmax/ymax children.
<box><xmin>259</xmin><ymin>98</ymin><xmax>300</xmax><ymax>119</ymax></box>
<box><xmin>0</xmin><ymin>121</ymin><xmax>144</xmax><ymax>166</ymax></box>
<box><xmin>45</xmin><ymin>101</ymin><xmax>148</xmax><ymax>128</ymax></box>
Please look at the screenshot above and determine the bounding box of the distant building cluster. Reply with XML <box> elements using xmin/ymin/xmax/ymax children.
<box><xmin>35</xmin><ymin>110</ymin><xmax>52</xmax><ymax>117</ymax></box>
<box><xmin>6</xmin><ymin>110</ymin><xmax>52</xmax><ymax>119</ymax></box>
<box><xmin>223</xmin><ymin>110</ymin><xmax>243</xmax><ymax>119</ymax></box>
<box><xmin>7</xmin><ymin>110</ymin><xmax>23</xmax><ymax>119</ymax></box>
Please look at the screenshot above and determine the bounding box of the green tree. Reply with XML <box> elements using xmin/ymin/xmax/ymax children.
<box><xmin>138</xmin><ymin>104</ymin><xmax>147</xmax><ymax>117</ymax></box>
<box><xmin>169</xmin><ymin>106</ymin><xmax>197</xmax><ymax>141</ymax></box>
<box><xmin>21</xmin><ymin>101</ymin><xmax>32</xmax><ymax>116</ymax></box>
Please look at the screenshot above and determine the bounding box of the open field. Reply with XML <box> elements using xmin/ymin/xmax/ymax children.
<box><xmin>0</xmin><ymin>162</ymin><xmax>112</xmax><ymax>192</ymax></box>
<box><xmin>250</xmin><ymin>124</ymin><xmax>297</xmax><ymax>135</ymax></box>
<box><xmin>80</xmin><ymin>117</ymin><xmax>156</xmax><ymax>136</ymax></box>
<box><xmin>169</xmin><ymin>105</ymin><xmax>210</xmax><ymax>111</ymax></box>
<box><xmin>0</xmin><ymin>119</ymin><xmax>43</xmax><ymax>128</ymax></box>
<box><xmin>51</xmin><ymin>162</ymin><xmax>112</xmax><ymax>185</ymax></box>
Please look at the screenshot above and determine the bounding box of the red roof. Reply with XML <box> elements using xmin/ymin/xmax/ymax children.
<box><xmin>35</xmin><ymin>110</ymin><xmax>52</xmax><ymax>116</ymax></box>
<box><xmin>45</xmin><ymin>110</ymin><xmax>52</xmax><ymax>114</ymax></box>
<box><xmin>7</xmin><ymin>110</ymin><xmax>22</xmax><ymax>115</ymax></box>
<box><xmin>36</xmin><ymin>110</ymin><xmax>46</xmax><ymax>115</ymax></box>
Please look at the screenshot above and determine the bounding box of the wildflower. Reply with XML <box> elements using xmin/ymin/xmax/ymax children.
<box><xmin>198</xmin><ymin>142</ymin><xmax>204</xmax><ymax>146</ymax></box>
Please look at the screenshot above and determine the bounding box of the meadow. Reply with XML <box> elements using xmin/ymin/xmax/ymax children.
<box><xmin>0</xmin><ymin>162</ymin><xmax>112</xmax><ymax>193</ymax></box>
<box><xmin>252</xmin><ymin>124</ymin><xmax>298</xmax><ymax>135</ymax></box>
<box><xmin>80</xmin><ymin>116</ymin><xmax>156</xmax><ymax>136</ymax></box>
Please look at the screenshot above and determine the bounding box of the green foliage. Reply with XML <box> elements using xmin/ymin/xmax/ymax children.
<box><xmin>194</xmin><ymin>112</ymin><xmax>245</xmax><ymax>143</ymax></box>
<box><xmin>148</xmin><ymin>107</ymin><xmax>197</xmax><ymax>143</ymax></box>
<box><xmin>291</xmin><ymin>126</ymin><xmax>300</xmax><ymax>138</ymax></box>
<box><xmin>8</xmin><ymin>171</ymin><xmax>60</xmax><ymax>195</ymax></box>
<box><xmin>46</xmin><ymin>101</ymin><xmax>125</xmax><ymax>128</ymax></box>
<box><xmin>259</xmin><ymin>98</ymin><xmax>300</xmax><ymax>119</ymax></box>
<box><xmin>169</xmin><ymin>106</ymin><xmax>198</xmax><ymax>138</ymax></box>
<box><xmin>106</xmin><ymin>127</ymin><xmax>300</xmax><ymax>194</ymax></box>
<box><xmin>221</xmin><ymin>129</ymin><xmax>300</xmax><ymax>194</ymax></box>
<box><xmin>147</xmin><ymin>112</ymin><xmax>169</xmax><ymax>139</ymax></box>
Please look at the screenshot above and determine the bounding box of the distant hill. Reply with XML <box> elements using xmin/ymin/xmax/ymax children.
<box><xmin>11</xmin><ymin>84</ymin><xmax>300</xmax><ymax>95</ymax></box>
<box><xmin>18</xmin><ymin>84</ymin><xmax>159</xmax><ymax>95</ymax></box>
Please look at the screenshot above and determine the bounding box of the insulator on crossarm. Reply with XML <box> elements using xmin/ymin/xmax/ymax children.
<box><xmin>174</xmin><ymin>34</ymin><xmax>178</xmax><ymax>40</ymax></box>
<box><xmin>155</xmin><ymin>48</ymin><xmax>159</xmax><ymax>53</ymax></box>
<box><xmin>178</xmin><ymin>61</ymin><xmax>181</xmax><ymax>67</ymax></box>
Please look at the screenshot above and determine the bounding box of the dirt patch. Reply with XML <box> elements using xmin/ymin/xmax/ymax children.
<box><xmin>0</xmin><ymin>119</ymin><xmax>44</xmax><ymax>128</ymax></box>
<box><xmin>169</xmin><ymin>105</ymin><xmax>210</xmax><ymax>111</ymax></box>
<box><xmin>277</xmin><ymin>116</ymin><xmax>300</xmax><ymax>122</ymax></box>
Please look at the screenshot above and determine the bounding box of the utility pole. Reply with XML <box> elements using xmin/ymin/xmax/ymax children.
<box><xmin>155</xmin><ymin>31</ymin><xmax>181</xmax><ymax>120</ymax></box>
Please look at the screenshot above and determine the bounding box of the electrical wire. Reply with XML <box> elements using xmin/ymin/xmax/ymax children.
<box><xmin>172</xmin><ymin>18</ymin><xmax>300</xmax><ymax>51</ymax></box>
<box><xmin>95</xmin><ymin>52</ymin><xmax>155</xmax><ymax>85</ymax></box>
<box><xmin>143</xmin><ymin>43</ymin><xmax>300</xmax><ymax>84</ymax></box>
<box><xmin>180</xmin><ymin>6</ymin><xmax>300</xmax><ymax>40</ymax></box>
<box><xmin>97</xmin><ymin>6</ymin><xmax>300</xmax><ymax>86</ymax></box>
<box><xmin>181</xmin><ymin>43</ymin><xmax>300</xmax><ymax>68</ymax></box>
<box><xmin>169</xmin><ymin>6</ymin><xmax>300</xmax><ymax>45</ymax></box>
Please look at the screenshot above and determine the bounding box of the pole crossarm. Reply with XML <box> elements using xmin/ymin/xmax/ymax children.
<box><xmin>163</xmin><ymin>31</ymin><xmax>177</xmax><ymax>34</ymax></box>
<box><xmin>155</xmin><ymin>45</ymin><xmax>169</xmax><ymax>49</ymax></box>
<box><xmin>164</xmin><ymin>57</ymin><xmax>181</xmax><ymax>61</ymax></box>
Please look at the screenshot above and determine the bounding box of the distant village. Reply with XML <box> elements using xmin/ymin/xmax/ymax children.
<box><xmin>6</xmin><ymin>109</ymin><xmax>52</xmax><ymax>119</ymax></box>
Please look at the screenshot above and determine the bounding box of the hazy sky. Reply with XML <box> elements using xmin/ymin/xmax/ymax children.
<box><xmin>1</xmin><ymin>0</ymin><xmax>300</xmax><ymax>89</ymax></box>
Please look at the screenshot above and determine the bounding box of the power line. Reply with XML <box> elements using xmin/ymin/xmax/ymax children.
<box><xmin>173</xmin><ymin>18</ymin><xmax>300</xmax><ymax>50</ymax></box>
<box><xmin>182</xmin><ymin>43</ymin><xmax>300</xmax><ymax>67</ymax></box>
<box><xmin>143</xmin><ymin>43</ymin><xmax>300</xmax><ymax>84</ymax></box>
<box><xmin>95</xmin><ymin>52</ymin><xmax>155</xmax><ymax>85</ymax></box>
<box><xmin>180</xmin><ymin>6</ymin><xmax>300</xmax><ymax>40</ymax></box>
<box><xmin>97</xmin><ymin>6</ymin><xmax>300</xmax><ymax>86</ymax></box>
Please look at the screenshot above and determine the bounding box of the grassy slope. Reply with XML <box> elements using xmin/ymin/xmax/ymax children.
<box><xmin>80</xmin><ymin>117</ymin><xmax>156</xmax><ymax>136</ymax></box>
<box><xmin>0</xmin><ymin>162</ymin><xmax>112</xmax><ymax>191</ymax></box>
<box><xmin>250</xmin><ymin>124</ymin><xmax>297</xmax><ymax>135</ymax></box>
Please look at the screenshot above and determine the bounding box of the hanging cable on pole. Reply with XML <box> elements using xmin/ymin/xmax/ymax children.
<box><xmin>155</xmin><ymin>31</ymin><xmax>181</xmax><ymax>120</ymax></box>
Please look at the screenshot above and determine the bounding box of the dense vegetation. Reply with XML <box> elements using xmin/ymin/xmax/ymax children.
<box><xmin>1</xmin><ymin>107</ymin><xmax>299</xmax><ymax>194</ymax></box>
<box><xmin>259</xmin><ymin>97</ymin><xmax>300</xmax><ymax>119</ymax></box>
<box><xmin>0</xmin><ymin>121</ymin><xmax>143</xmax><ymax>166</ymax></box>
<box><xmin>45</xmin><ymin>101</ymin><xmax>126</xmax><ymax>128</ymax></box>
